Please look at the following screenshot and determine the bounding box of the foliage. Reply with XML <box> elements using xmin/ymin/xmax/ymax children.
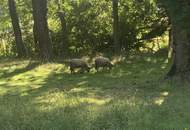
<box><xmin>119</xmin><ymin>0</ymin><xmax>161</xmax><ymax>50</ymax></box>
<box><xmin>158</xmin><ymin>0</ymin><xmax>190</xmax><ymax>31</ymax></box>
<box><xmin>0</xmin><ymin>0</ymin><xmax>167</xmax><ymax>57</ymax></box>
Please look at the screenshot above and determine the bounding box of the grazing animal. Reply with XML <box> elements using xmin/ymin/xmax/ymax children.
<box><xmin>95</xmin><ymin>57</ymin><xmax>113</xmax><ymax>71</ymax></box>
<box><xmin>69</xmin><ymin>59</ymin><xmax>90</xmax><ymax>73</ymax></box>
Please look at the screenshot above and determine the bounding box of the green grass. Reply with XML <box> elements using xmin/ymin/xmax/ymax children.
<box><xmin>0</xmin><ymin>52</ymin><xmax>190</xmax><ymax>130</ymax></box>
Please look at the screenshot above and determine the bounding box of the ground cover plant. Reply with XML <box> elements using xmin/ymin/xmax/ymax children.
<box><xmin>0</xmin><ymin>50</ymin><xmax>190</xmax><ymax>130</ymax></box>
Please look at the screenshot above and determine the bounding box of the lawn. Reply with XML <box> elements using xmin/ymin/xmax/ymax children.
<box><xmin>0</xmin><ymin>51</ymin><xmax>190</xmax><ymax>130</ymax></box>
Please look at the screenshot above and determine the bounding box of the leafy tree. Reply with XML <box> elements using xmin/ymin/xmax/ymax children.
<box><xmin>1</xmin><ymin>0</ymin><xmax>168</xmax><ymax>57</ymax></box>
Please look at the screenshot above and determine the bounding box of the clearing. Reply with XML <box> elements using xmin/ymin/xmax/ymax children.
<box><xmin>0</xmin><ymin>52</ymin><xmax>190</xmax><ymax>130</ymax></box>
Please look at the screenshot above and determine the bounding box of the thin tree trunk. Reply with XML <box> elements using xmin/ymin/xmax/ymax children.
<box><xmin>166</xmin><ymin>27</ymin><xmax>176</xmax><ymax>77</ymax></box>
<box><xmin>32</xmin><ymin>0</ymin><xmax>53</xmax><ymax>61</ymax></box>
<box><xmin>57</xmin><ymin>11</ymin><xmax>68</xmax><ymax>56</ymax></box>
<box><xmin>33</xmin><ymin>23</ymin><xmax>39</xmax><ymax>55</ymax></box>
<box><xmin>56</xmin><ymin>0</ymin><xmax>68</xmax><ymax>56</ymax></box>
<box><xmin>8</xmin><ymin>0</ymin><xmax>26</xmax><ymax>57</ymax></box>
<box><xmin>168</xmin><ymin>28</ymin><xmax>173</xmax><ymax>58</ymax></box>
<box><xmin>112</xmin><ymin>0</ymin><xmax>120</xmax><ymax>53</ymax></box>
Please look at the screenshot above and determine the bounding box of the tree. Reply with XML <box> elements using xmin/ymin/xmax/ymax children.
<box><xmin>56</xmin><ymin>0</ymin><xmax>68</xmax><ymax>56</ymax></box>
<box><xmin>160</xmin><ymin>0</ymin><xmax>190</xmax><ymax>79</ymax></box>
<box><xmin>112</xmin><ymin>0</ymin><xmax>120</xmax><ymax>53</ymax></box>
<box><xmin>2</xmin><ymin>0</ymin><xmax>165</xmax><ymax>57</ymax></box>
<box><xmin>32</xmin><ymin>0</ymin><xmax>53</xmax><ymax>61</ymax></box>
<box><xmin>8</xmin><ymin>0</ymin><xmax>26</xmax><ymax>57</ymax></box>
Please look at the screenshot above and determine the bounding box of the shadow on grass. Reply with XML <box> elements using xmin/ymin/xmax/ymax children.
<box><xmin>0</xmin><ymin>61</ymin><xmax>41</xmax><ymax>79</ymax></box>
<box><xmin>1</xmin><ymin>79</ymin><xmax>189</xmax><ymax>129</ymax></box>
<box><xmin>2</xmin><ymin>51</ymin><xmax>187</xmax><ymax>129</ymax></box>
<box><xmin>14</xmin><ymin>51</ymin><xmax>169</xmax><ymax>100</ymax></box>
<box><xmin>0</xmin><ymin>51</ymin><xmax>169</xmax><ymax>97</ymax></box>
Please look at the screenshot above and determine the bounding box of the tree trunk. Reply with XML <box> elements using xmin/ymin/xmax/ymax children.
<box><xmin>57</xmin><ymin>11</ymin><xmax>68</xmax><ymax>56</ymax></box>
<box><xmin>160</xmin><ymin>0</ymin><xmax>190</xmax><ymax>80</ymax></box>
<box><xmin>112</xmin><ymin>0</ymin><xmax>120</xmax><ymax>53</ymax></box>
<box><xmin>8</xmin><ymin>0</ymin><xmax>26</xmax><ymax>57</ymax></box>
<box><xmin>32</xmin><ymin>0</ymin><xmax>53</xmax><ymax>61</ymax></box>
<box><xmin>168</xmin><ymin>28</ymin><xmax>173</xmax><ymax>57</ymax></box>
<box><xmin>33</xmin><ymin>23</ymin><xmax>40</xmax><ymax>55</ymax></box>
<box><xmin>56</xmin><ymin>0</ymin><xmax>68</xmax><ymax>57</ymax></box>
<box><xmin>167</xmin><ymin>25</ymin><xmax>190</xmax><ymax>78</ymax></box>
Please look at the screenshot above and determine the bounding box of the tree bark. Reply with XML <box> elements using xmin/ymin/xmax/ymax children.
<box><xmin>168</xmin><ymin>27</ymin><xmax>173</xmax><ymax>56</ymax></box>
<box><xmin>160</xmin><ymin>0</ymin><xmax>190</xmax><ymax>80</ymax></box>
<box><xmin>112</xmin><ymin>0</ymin><xmax>120</xmax><ymax>54</ymax></box>
<box><xmin>8</xmin><ymin>0</ymin><xmax>26</xmax><ymax>57</ymax></box>
<box><xmin>33</xmin><ymin>23</ymin><xmax>40</xmax><ymax>55</ymax></box>
<box><xmin>166</xmin><ymin>27</ymin><xmax>176</xmax><ymax>77</ymax></box>
<box><xmin>32</xmin><ymin>0</ymin><xmax>53</xmax><ymax>61</ymax></box>
<box><xmin>167</xmin><ymin>25</ymin><xmax>190</xmax><ymax>78</ymax></box>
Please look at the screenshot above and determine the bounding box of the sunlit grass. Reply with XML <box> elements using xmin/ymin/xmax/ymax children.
<box><xmin>0</xmin><ymin>51</ymin><xmax>190</xmax><ymax>129</ymax></box>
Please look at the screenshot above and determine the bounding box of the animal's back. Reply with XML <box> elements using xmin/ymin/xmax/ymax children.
<box><xmin>95</xmin><ymin>57</ymin><xmax>110</xmax><ymax>64</ymax></box>
<box><xmin>70</xmin><ymin>59</ymin><xmax>85</xmax><ymax>67</ymax></box>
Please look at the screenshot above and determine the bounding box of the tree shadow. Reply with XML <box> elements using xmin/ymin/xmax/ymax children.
<box><xmin>1</xmin><ymin>52</ymin><xmax>182</xmax><ymax>129</ymax></box>
<box><xmin>20</xmin><ymin>51</ymin><xmax>169</xmax><ymax>101</ymax></box>
<box><xmin>1</xmin><ymin>74</ymin><xmax>184</xmax><ymax>129</ymax></box>
<box><xmin>0</xmin><ymin>61</ymin><xmax>41</xmax><ymax>79</ymax></box>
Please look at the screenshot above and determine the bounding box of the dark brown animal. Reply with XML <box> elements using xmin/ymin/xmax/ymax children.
<box><xmin>95</xmin><ymin>57</ymin><xmax>113</xmax><ymax>71</ymax></box>
<box><xmin>69</xmin><ymin>59</ymin><xmax>90</xmax><ymax>73</ymax></box>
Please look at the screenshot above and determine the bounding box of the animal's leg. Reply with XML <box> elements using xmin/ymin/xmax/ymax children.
<box><xmin>95</xmin><ymin>65</ymin><xmax>99</xmax><ymax>72</ymax></box>
<box><xmin>70</xmin><ymin>68</ymin><xmax>74</xmax><ymax>74</ymax></box>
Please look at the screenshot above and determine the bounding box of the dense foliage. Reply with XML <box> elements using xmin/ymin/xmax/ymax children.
<box><xmin>159</xmin><ymin>0</ymin><xmax>190</xmax><ymax>30</ymax></box>
<box><xmin>0</xmin><ymin>0</ymin><xmax>167</xmax><ymax>57</ymax></box>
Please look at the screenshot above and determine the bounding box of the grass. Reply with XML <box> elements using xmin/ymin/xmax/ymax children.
<box><xmin>0</xmin><ymin>51</ymin><xmax>190</xmax><ymax>130</ymax></box>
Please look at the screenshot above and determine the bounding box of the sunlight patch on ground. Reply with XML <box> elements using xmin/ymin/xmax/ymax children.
<box><xmin>69</xmin><ymin>87</ymin><xmax>87</xmax><ymax>93</ymax></box>
<box><xmin>2</xmin><ymin>53</ymin><xmax>190</xmax><ymax>129</ymax></box>
<box><xmin>0</xmin><ymin>87</ymin><xmax>6</xmax><ymax>95</ymax></box>
<box><xmin>0</xmin><ymin>63</ymin><xmax>63</xmax><ymax>95</ymax></box>
<box><xmin>79</xmin><ymin>97</ymin><xmax>111</xmax><ymax>105</ymax></box>
<box><xmin>20</xmin><ymin>92</ymin><xmax>29</xmax><ymax>97</ymax></box>
<box><xmin>161</xmin><ymin>91</ymin><xmax>169</xmax><ymax>96</ymax></box>
<box><xmin>0</xmin><ymin>60</ymin><xmax>29</xmax><ymax>69</ymax></box>
<box><xmin>33</xmin><ymin>90</ymin><xmax>111</xmax><ymax>112</ymax></box>
<box><xmin>154</xmin><ymin>97</ymin><xmax>165</xmax><ymax>106</ymax></box>
<box><xmin>154</xmin><ymin>91</ymin><xmax>169</xmax><ymax>106</ymax></box>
